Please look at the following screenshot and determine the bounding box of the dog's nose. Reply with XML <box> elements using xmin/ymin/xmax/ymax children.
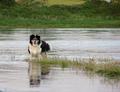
<box><xmin>34</xmin><ymin>41</ymin><xmax>37</xmax><ymax>44</ymax></box>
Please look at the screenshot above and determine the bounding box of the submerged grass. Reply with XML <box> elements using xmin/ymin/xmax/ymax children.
<box><xmin>37</xmin><ymin>58</ymin><xmax>120</xmax><ymax>78</ymax></box>
<box><xmin>97</xmin><ymin>62</ymin><xmax>120</xmax><ymax>78</ymax></box>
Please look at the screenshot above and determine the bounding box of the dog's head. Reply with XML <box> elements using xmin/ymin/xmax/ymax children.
<box><xmin>29</xmin><ymin>34</ymin><xmax>41</xmax><ymax>46</ymax></box>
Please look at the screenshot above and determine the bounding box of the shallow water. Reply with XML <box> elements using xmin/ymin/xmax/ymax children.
<box><xmin>0</xmin><ymin>28</ymin><xmax>120</xmax><ymax>92</ymax></box>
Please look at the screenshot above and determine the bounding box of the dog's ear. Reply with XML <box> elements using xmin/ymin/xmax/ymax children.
<box><xmin>30</xmin><ymin>34</ymin><xmax>35</xmax><ymax>44</ymax></box>
<box><xmin>30</xmin><ymin>34</ymin><xmax>35</xmax><ymax>39</ymax></box>
<box><xmin>36</xmin><ymin>35</ymin><xmax>40</xmax><ymax>40</ymax></box>
<box><xmin>36</xmin><ymin>35</ymin><xmax>41</xmax><ymax>44</ymax></box>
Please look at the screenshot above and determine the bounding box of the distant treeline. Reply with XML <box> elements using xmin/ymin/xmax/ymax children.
<box><xmin>0</xmin><ymin>0</ymin><xmax>15</xmax><ymax>6</ymax></box>
<box><xmin>0</xmin><ymin>0</ymin><xmax>120</xmax><ymax>18</ymax></box>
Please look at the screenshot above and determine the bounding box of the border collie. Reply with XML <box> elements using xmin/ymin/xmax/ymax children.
<box><xmin>28</xmin><ymin>34</ymin><xmax>50</xmax><ymax>59</ymax></box>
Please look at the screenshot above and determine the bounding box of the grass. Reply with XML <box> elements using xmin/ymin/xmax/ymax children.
<box><xmin>0</xmin><ymin>17</ymin><xmax>119</xmax><ymax>28</ymax></box>
<box><xmin>16</xmin><ymin>0</ymin><xmax>85</xmax><ymax>6</ymax></box>
<box><xmin>96</xmin><ymin>62</ymin><xmax>120</xmax><ymax>78</ymax></box>
<box><xmin>0</xmin><ymin>1</ymin><xmax>120</xmax><ymax>28</ymax></box>
<box><xmin>47</xmin><ymin>0</ymin><xmax>85</xmax><ymax>6</ymax></box>
<box><xmin>35</xmin><ymin>58</ymin><xmax>120</xmax><ymax>78</ymax></box>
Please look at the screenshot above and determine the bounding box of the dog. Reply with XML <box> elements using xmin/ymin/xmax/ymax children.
<box><xmin>28</xmin><ymin>34</ymin><xmax>50</xmax><ymax>59</ymax></box>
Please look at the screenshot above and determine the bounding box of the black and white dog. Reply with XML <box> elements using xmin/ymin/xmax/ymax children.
<box><xmin>28</xmin><ymin>34</ymin><xmax>50</xmax><ymax>59</ymax></box>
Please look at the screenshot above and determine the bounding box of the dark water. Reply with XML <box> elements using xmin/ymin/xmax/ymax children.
<box><xmin>0</xmin><ymin>28</ymin><xmax>120</xmax><ymax>92</ymax></box>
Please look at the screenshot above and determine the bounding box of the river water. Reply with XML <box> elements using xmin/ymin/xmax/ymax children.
<box><xmin>0</xmin><ymin>28</ymin><xmax>120</xmax><ymax>92</ymax></box>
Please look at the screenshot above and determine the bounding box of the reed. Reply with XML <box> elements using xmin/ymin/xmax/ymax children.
<box><xmin>37</xmin><ymin>58</ymin><xmax>120</xmax><ymax>78</ymax></box>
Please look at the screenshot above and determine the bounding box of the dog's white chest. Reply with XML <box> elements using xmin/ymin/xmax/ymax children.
<box><xmin>29</xmin><ymin>44</ymin><xmax>41</xmax><ymax>56</ymax></box>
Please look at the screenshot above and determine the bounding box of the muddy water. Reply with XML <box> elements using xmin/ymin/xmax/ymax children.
<box><xmin>0</xmin><ymin>28</ymin><xmax>120</xmax><ymax>92</ymax></box>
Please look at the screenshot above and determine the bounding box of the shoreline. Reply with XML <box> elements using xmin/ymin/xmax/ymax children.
<box><xmin>0</xmin><ymin>28</ymin><xmax>120</xmax><ymax>31</ymax></box>
<box><xmin>13</xmin><ymin>28</ymin><xmax>120</xmax><ymax>30</ymax></box>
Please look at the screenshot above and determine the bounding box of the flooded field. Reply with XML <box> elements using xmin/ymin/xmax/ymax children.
<box><xmin>0</xmin><ymin>28</ymin><xmax>120</xmax><ymax>92</ymax></box>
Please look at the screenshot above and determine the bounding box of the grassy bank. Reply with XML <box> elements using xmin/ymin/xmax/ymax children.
<box><xmin>0</xmin><ymin>17</ymin><xmax>119</xmax><ymax>28</ymax></box>
<box><xmin>0</xmin><ymin>1</ymin><xmax>120</xmax><ymax>28</ymax></box>
<box><xmin>36</xmin><ymin>58</ymin><xmax>120</xmax><ymax>78</ymax></box>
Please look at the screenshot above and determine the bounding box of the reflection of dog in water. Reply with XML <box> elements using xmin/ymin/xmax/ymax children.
<box><xmin>28</xmin><ymin>34</ymin><xmax>50</xmax><ymax>59</ymax></box>
<box><xmin>28</xmin><ymin>61</ymin><xmax>41</xmax><ymax>87</ymax></box>
<box><xmin>28</xmin><ymin>61</ymin><xmax>50</xmax><ymax>87</ymax></box>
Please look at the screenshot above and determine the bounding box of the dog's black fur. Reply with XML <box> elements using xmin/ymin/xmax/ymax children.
<box><xmin>28</xmin><ymin>34</ymin><xmax>50</xmax><ymax>54</ymax></box>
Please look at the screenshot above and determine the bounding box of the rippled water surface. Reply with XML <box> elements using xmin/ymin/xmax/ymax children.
<box><xmin>0</xmin><ymin>28</ymin><xmax>120</xmax><ymax>92</ymax></box>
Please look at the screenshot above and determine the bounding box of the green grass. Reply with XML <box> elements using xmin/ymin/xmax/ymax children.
<box><xmin>36</xmin><ymin>58</ymin><xmax>120</xmax><ymax>78</ymax></box>
<box><xmin>0</xmin><ymin>1</ymin><xmax>120</xmax><ymax>28</ymax></box>
<box><xmin>0</xmin><ymin>17</ymin><xmax>119</xmax><ymax>28</ymax></box>
<box><xmin>96</xmin><ymin>62</ymin><xmax>120</xmax><ymax>78</ymax></box>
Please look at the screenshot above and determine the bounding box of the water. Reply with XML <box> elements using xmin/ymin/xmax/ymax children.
<box><xmin>0</xmin><ymin>28</ymin><xmax>120</xmax><ymax>92</ymax></box>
